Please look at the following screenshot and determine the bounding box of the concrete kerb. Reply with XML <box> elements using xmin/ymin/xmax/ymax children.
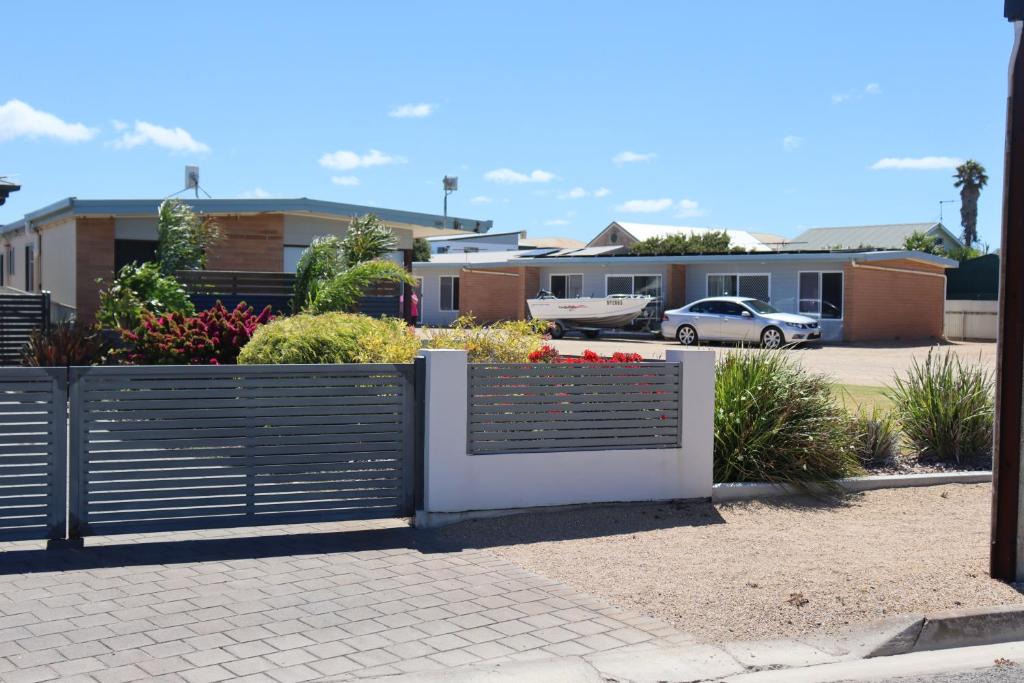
<box><xmin>712</xmin><ymin>471</ymin><xmax>992</xmax><ymax>503</ymax></box>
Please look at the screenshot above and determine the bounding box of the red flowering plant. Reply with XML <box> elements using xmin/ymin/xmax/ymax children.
<box><xmin>527</xmin><ymin>345</ymin><xmax>644</xmax><ymax>364</ymax></box>
<box><xmin>120</xmin><ymin>301</ymin><xmax>273</xmax><ymax>365</ymax></box>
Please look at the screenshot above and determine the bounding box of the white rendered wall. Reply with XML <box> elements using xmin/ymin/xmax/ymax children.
<box><xmin>419</xmin><ymin>348</ymin><xmax>714</xmax><ymax>514</ymax></box>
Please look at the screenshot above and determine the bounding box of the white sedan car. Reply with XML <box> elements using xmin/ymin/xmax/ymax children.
<box><xmin>660</xmin><ymin>296</ymin><xmax>821</xmax><ymax>349</ymax></box>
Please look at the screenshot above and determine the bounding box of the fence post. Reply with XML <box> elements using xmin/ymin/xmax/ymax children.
<box><xmin>666</xmin><ymin>349</ymin><xmax>715</xmax><ymax>499</ymax></box>
<box><xmin>413</xmin><ymin>356</ymin><xmax>426</xmax><ymax>513</ymax></box>
<box><xmin>45</xmin><ymin>368</ymin><xmax>68</xmax><ymax>545</ymax></box>
<box><xmin>65</xmin><ymin>368</ymin><xmax>86</xmax><ymax>543</ymax></box>
<box><xmin>414</xmin><ymin>349</ymin><xmax>468</xmax><ymax>524</ymax></box>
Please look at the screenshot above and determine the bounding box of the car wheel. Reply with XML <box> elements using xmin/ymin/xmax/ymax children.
<box><xmin>582</xmin><ymin>329</ymin><xmax>600</xmax><ymax>339</ymax></box>
<box><xmin>676</xmin><ymin>325</ymin><xmax>698</xmax><ymax>346</ymax></box>
<box><xmin>761</xmin><ymin>326</ymin><xmax>784</xmax><ymax>349</ymax></box>
<box><xmin>548</xmin><ymin>322</ymin><xmax>565</xmax><ymax>339</ymax></box>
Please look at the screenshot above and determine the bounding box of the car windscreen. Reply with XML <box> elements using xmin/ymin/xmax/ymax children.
<box><xmin>743</xmin><ymin>299</ymin><xmax>779</xmax><ymax>314</ymax></box>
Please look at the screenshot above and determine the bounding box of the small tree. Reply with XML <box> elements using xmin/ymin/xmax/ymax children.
<box><xmin>156</xmin><ymin>199</ymin><xmax>220</xmax><ymax>274</ymax></box>
<box><xmin>340</xmin><ymin>213</ymin><xmax>397</xmax><ymax>267</ymax></box>
<box><xmin>902</xmin><ymin>230</ymin><xmax>944</xmax><ymax>256</ymax></box>
<box><xmin>412</xmin><ymin>237</ymin><xmax>432</xmax><ymax>262</ymax></box>
<box><xmin>630</xmin><ymin>230</ymin><xmax>744</xmax><ymax>255</ymax></box>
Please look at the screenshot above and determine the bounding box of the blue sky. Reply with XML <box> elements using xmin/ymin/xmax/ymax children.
<box><xmin>0</xmin><ymin>2</ymin><xmax>1012</xmax><ymax>246</ymax></box>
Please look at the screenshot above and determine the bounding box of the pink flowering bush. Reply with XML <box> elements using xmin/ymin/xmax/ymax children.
<box><xmin>120</xmin><ymin>301</ymin><xmax>273</xmax><ymax>365</ymax></box>
<box><xmin>528</xmin><ymin>345</ymin><xmax>644</xmax><ymax>364</ymax></box>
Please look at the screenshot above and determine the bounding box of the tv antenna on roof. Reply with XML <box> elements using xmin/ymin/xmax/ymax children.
<box><xmin>939</xmin><ymin>199</ymin><xmax>957</xmax><ymax>223</ymax></box>
<box><xmin>165</xmin><ymin>166</ymin><xmax>212</xmax><ymax>200</ymax></box>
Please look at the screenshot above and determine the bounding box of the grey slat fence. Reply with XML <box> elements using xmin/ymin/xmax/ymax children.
<box><xmin>0</xmin><ymin>368</ymin><xmax>67</xmax><ymax>542</ymax></box>
<box><xmin>0</xmin><ymin>292</ymin><xmax>51</xmax><ymax>366</ymax></box>
<box><xmin>68</xmin><ymin>363</ymin><xmax>417</xmax><ymax>537</ymax></box>
<box><xmin>467</xmin><ymin>361</ymin><xmax>682</xmax><ymax>454</ymax></box>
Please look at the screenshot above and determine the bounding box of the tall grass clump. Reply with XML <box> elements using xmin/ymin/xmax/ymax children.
<box><xmin>850</xmin><ymin>405</ymin><xmax>899</xmax><ymax>468</ymax></box>
<box><xmin>714</xmin><ymin>349</ymin><xmax>861</xmax><ymax>485</ymax></box>
<box><xmin>888</xmin><ymin>349</ymin><xmax>994</xmax><ymax>464</ymax></box>
<box><xmin>238</xmin><ymin>313</ymin><xmax>420</xmax><ymax>365</ymax></box>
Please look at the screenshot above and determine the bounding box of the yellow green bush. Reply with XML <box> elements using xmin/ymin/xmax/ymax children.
<box><xmin>421</xmin><ymin>315</ymin><xmax>549</xmax><ymax>362</ymax></box>
<box><xmin>238</xmin><ymin>312</ymin><xmax>420</xmax><ymax>365</ymax></box>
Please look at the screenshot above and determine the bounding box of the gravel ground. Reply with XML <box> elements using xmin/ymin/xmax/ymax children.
<box><xmin>438</xmin><ymin>484</ymin><xmax>1023</xmax><ymax>642</ymax></box>
<box><xmin>547</xmin><ymin>337</ymin><xmax>996</xmax><ymax>386</ymax></box>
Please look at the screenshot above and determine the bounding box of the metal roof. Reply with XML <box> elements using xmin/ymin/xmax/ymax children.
<box><xmin>424</xmin><ymin>229</ymin><xmax>522</xmax><ymax>242</ymax></box>
<box><xmin>608</xmin><ymin>222</ymin><xmax>773</xmax><ymax>252</ymax></box>
<box><xmin>779</xmin><ymin>223</ymin><xmax>962</xmax><ymax>251</ymax></box>
<box><xmin>1</xmin><ymin>197</ymin><xmax>493</xmax><ymax>236</ymax></box>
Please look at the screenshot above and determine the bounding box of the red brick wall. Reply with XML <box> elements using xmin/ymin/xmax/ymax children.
<box><xmin>666</xmin><ymin>264</ymin><xmax>686</xmax><ymax>308</ymax></box>
<box><xmin>76</xmin><ymin>217</ymin><xmax>116</xmax><ymax>324</ymax></box>
<box><xmin>206</xmin><ymin>214</ymin><xmax>284</xmax><ymax>271</ymax></box>
<box><xmin>843</xmin><ymin>259</ymin><xmax>947</xmax><ymax>341</ymax></box>
<box><xmin>458</xmin><ymin>266</ymin><xmax>537</xmax><ymax>323</ymax></box>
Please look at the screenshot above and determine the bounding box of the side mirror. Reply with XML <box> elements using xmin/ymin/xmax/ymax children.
<box><xmin>741</xmin><ymin>310</ymin><xmax>752</xmax><ymax>318</ymax></box>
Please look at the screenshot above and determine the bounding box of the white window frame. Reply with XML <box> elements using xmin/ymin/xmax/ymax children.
<box><xmin>797</xmin><ymin>270</ymin><xmax>844</xmax><ymax>321</ymax></box>
<box><xmin>705</xmin><ymin>273</ymin><xmax>772</xmax><ymax>301</ymax></box>
<box><xmin>439</xmin><ymin>275</ymin><xmax>459</xmax><ymax>312</ymax></box>
<box><xmin>549</xmin><ymin>273</ymin><xmax>584</xmax><ymax>299</ymax></box>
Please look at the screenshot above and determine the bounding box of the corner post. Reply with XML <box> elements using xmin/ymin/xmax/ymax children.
<box><xmin>667</xmin><ymin>349</ymin><xmax>715</xmax><ymax>499</ymax></box>
<box><xmin>415</xmin><ymin>349</ymin><xmax>468</xmax><ymax>525</ymax></box>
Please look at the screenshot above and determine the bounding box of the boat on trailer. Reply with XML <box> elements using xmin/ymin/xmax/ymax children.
<box><xmin>527</xmin><ymin>293</ymin><xmax>654</xmax><ymax>338</ymax></box>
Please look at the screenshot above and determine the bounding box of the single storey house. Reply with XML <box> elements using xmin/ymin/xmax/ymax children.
<box><xmin>413</xmin><ymin>238</ymin><xmax>957</xmax><ymax>343</ymax></box>
<box><xmin>587</xmin><ymin>221</ymin><xmax>773</xmax><ymax>252</ymax></box>
<box><xmin>0</xmin><ymin>197</ymin><xmax>492</xmax><ymax>321</ymax></box>
<box><xmin>779</xmin><ymin>222</ymin><xmax>963</xmax><ymax>253</ymax></box>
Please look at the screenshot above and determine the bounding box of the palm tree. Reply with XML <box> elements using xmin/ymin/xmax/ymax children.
<box><xmin>953</xmin><ymin>160</ymin><xmax>989</xmax><ymax>247</ymax></box>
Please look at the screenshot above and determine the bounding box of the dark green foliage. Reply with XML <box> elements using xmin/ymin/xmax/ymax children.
<box><xmin>902</xmin><ymin>230</ymin><xmax>944</xmax><ymax>256</ymax></box>
<box><xmin>413</xmin><ymin>237</ymin><xmax>432</xmax><ymax>262</ymax></box>
<box><xmin>339</xmin><ymin>213</ymin><xmax>397</xmax><ymax>267</ymax></box>
<box><xmin>630</xmin><ymin>231</ymin><xmax>747</xmax><ymax>255</ymax></box>
<box><xmin>155</xmin><ymin>199</ymin><xmax>221</xmax><ymax>274</ymax></box>
<box><xmin>96</xmin><ymin>262</ymin><xmax>195</xmax><ymax>330</ymax></box>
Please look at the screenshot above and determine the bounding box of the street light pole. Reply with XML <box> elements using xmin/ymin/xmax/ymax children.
<box><xmin>443</xmin><ymin>176</ymin><xmax>458</xmax><ymax>230</ymax></box>
<box><xmin>991</xmin><ymin>1</ymin><xmax>1024</xmax><ymax>581</ymax></box>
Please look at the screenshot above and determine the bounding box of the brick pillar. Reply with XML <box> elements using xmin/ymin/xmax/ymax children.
<box><xmin>76</xmin><ymin>217</ymin><xmax>116</xmax><ymax>324</ymax></box>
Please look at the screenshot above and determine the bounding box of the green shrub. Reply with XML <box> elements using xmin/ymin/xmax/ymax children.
<box><xmin>421</xmin><ymin>315</ymin><xmax>549</xmax><ymax>362</ymax></box>
<box><xmin>850</xmin><ymin>406</ymin><xmax>899</xmax><ymax>468</ymax></box>
<box><xmin>714</xmin><ymin>349</ymin><xmax>861</xmax><ymax>485</ymax></box>
<box><xmin>888</xmin><ymin>349</ymin><xmax>994</xmax><ymax>464</ymax></box>
<box><xmin>22</xmin><ymin>321</ymin><xmax>103</xmax><ymax>367</ymax></box>
<box><xmin>339</xmin><ymin>213</ymin><xmax>397</xmax><ymax>267</ymax></box>
<box><xmin>238</xmin><ymin>312</ymin><xmax>420</xmax><ymax>365</ymax></box>
<box><xmin>97</xmin><ymin>262</ymin><xmax>195</xmax><ymax>330</ymax></box>
<box><xmin>156</xmin><ymin>199</ymin><xmax>220</xmax><ymax>274</ymax></box>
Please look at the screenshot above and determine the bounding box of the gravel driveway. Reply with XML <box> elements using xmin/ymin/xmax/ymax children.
<box><xmin>438</xmin><ymin>484</ymin><xmax>1022</xmax><ymax>642</ymax></box>
<box><xmin>547</xmin><ymin>337</ymin><xmax>996</xmax><ymax>386</ymax></box>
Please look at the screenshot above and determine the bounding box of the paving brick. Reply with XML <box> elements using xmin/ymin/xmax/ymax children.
<box><xmin>429</xmin><ymin>647</ymin><xmax>483</xmax><ymax>668</ymax></box>
<box><xmin>307</xmin><ymin>655</ymin><xmax>360</xmax><ymax>676</ymax></box>
<box><xmin>183</xmin><ymin>649</ymin><xmax>235</xmax><ymax>667</ymax></box>
<box><xmin>51</xmin><ymin>656</ymin><xmax>106</xmax><ymax>676</ymax></box>
<box><xmin>223</xmin><ymin>656</ymin><xmax>275</xmax><ymax>676</ymax></box>
<box><xmin>421</xmin><ymin>633</ymin><xmax>473</xmax><ymax>652</ymax></box>
<box><xmin>180</xmin><ymin>663</ymin><xmax>235</xmax><ymax>682</ymax></box>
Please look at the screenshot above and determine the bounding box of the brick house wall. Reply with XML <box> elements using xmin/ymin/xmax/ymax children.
<box><xmin>206</xmin><ymin>215</ymin><xmax>285</xmax><ymax>271</ymax></box>
<box><xmin>458</xmin><ymin>267</ymin><xmax>539</xmax><ymax>324</ymax></box>
<box><xmin>842</xmin><ymin>258</ymin><xmax>947</xmax><ymax>341</ymax></box>
<box><xmin>75</xmin><ymin>217</ymin><xmax>116</xmax><ymax>323</ymax></box>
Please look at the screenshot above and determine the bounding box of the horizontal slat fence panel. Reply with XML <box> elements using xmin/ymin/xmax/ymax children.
<box><xmin>0</xmin><ymin>293</ymin><xmax>50</xmax><ymax>366</ymax></box>
<box><xmin>467</xmin><ymin>362</ymin><xmax>682</xmax><ymax>454</ymax></box>
<box><xmin>69</xmin><ymin>363</ymin><xmax>415</xmax><ymax>536</ymax></box>
<box><xmin>0</xmin><ymin>368</ymin><xmax>66</xmax><ymax>541</ymax></box>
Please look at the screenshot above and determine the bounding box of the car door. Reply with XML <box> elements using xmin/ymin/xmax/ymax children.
<box><xmin>688</xmin><ymin>301</ymin><xmax>723</xmax><ymax>340</ymax></box>
<box><xmin>718</xmin><ymin>302</ymin><xmax>757</xmax><ymax>342</ymax></box>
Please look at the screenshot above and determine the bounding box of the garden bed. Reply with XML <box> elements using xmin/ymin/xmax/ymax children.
<box><xmin>438</xmin><ymin>484</ymin><xmax>1020</xmax><ymax>642</ymax></box>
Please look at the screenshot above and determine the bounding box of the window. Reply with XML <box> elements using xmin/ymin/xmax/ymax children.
<box><xmin>437</xmin><ymin>246</ymin><xmax>450</xmax><ymax>254</ymax></box>
<box><xmin>0</xmin><ymin>251</ymin><xmax>4</xmax><ymax>286</ymax></box>
<box><xmin>115</xmin><ymin>239</ymin><xmax>158</xmax><ymax>271</ymax></box>
<box><xmin>440</xmin><ymin>276</ymin><xmax>460</xmax><ymax>311</ymax></box>
<box><xmin>707</xmin><ymin>273</ymin><xmax>770</xmax><ymax>301</ymax></box>
<box><xmin>719</xmin><ymin>302</ymin><xmax>748</xmax><ymax>317</ymax></box>
<box><xmin>6</xmin><ymin>246</ymin><xmax>13</xmax><ymax>276</ymax></box>
<box><xmin>24</xmin><ymin>244</ymin><xmax>34</xmax><ymax>292</ymax></box>
<box><xmin>550</xmin><ymin>274</ymin><xmax>583</xmax><ymax>299</ymax></box>
<box><xmin>798</xmin><ymin>272</ymin><xmax>843</xmax><ymax>319</ymax></box>
<box><xmin>607</xmin><ymin>274</ymin><xmax>662</xmax><ymax>299</ymax></box>
<box><xmin>462</xmin><ymin>247</ymin><xmax>480</xmax><ymax>254</ymax></box>
<box><xmin>283</xmin><ymin>245</ymin><xmax>307</xmax><ymax>273</ymax></box>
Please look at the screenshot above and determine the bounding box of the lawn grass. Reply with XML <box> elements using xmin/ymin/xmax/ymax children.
<box><xmin>833</xmin><ymin>384</ymin><xmax>894</xmax><ymax>414</ymax></box>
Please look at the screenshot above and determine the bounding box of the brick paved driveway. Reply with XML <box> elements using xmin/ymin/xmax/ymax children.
<box><xmin>0</xmin><ymin>520</ymin><xmax>690</xmax><ymax>682</ymax></box>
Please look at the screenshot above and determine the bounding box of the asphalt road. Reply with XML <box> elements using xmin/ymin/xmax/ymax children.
<box><xmin>875</xmin><ymin>668</ymin><xmax>1021</xmax><ymax>682</ymax></box>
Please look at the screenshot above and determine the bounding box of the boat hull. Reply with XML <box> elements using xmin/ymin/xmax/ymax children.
<box><xmin>527</xmin><ymin>297</ymin><xmax>653</xmax><ymax>328</ymax></box>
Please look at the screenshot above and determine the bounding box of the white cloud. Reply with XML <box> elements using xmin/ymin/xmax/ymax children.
<box><xmin>484</xmin><ymin>168</ymin><xmax>556</xmax><ymax>183</ymax></box>
<box><xmin>675</xmin><ymin>198</ymin><xmax>705</xmax><ymax>218</ymax></box>
<box><xmin>558</xmin><ymin>187</ymin><xmax>588</xmax><ymax>199</ymax></box>
<box><xmin>111</xmin><ymin>119</ymin><xmax>128</xmax><ymax>131</ymax></box>
<box><xmin>593</xmin><ymin>187</ymin><xmax>611</xmax><ymax>197</ymax></box>
<box><xmin>0</xmin><ymin>99</ymin><xmax>97</xmax><ymax>143</ymax></box>
<box><xmin>389</xmin><ymin>103</ymin><xmax>435</xmax><ymax>118</ymax></box>
<box><xmin>870</xmin><ymin>156</ymin><xmax>963</xmax><ymax>171</ymax></box>
<box><xmin>331</xmin><ymin>175</ymin><xmax>361</xmax><ymax>186</ymax></box>
<box><xmin>613</xmin><ymin>151</ymin><xmax>655</xmax><ymax>164</ymax></box>
<box><xmin>783</xmin><ymin>135</ymin><xmax>803</xmax><ymax>152</ymax></box>
<box><xmin>469</xmin><ymin>195</ymin><xmax>492</xmax><ymax>204</ymax></box>
<box><xmin>832</xmin><ymin>83</ymin><xmax>882</xmax><ymax>104</ymax></box>
<box><xmin>113</xmin><ymin>121</ymin><xmax>210</xmax><ymax>153</ymax></box>
<box><xmin>545</xmin><ymin>219</ymin><xmax>570</xmax><ymax>226</ymax></box>
<box><xmin>616</xmin><ymin>198</ymin><xmax>674</xmax><ymax>213</ymax></box>
<box><xmin>319</xmin><ymin>149</ymin><xmax>405</xmax><ymax>171</ymax></box>
<box><xmin>239</xmin><ymin>188</ymin><xmax>273</xmax><ymax>198</ymax></box>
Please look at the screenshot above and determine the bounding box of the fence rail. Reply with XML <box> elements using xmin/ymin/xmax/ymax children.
<box><xmin>467</xmin><ymin>362</ymin><xmax>682</xmax><ymax>454</ymax></box>
<box><xmin>68</xmin><ymin>363</ymin><xmax>416</xmax><ymax>536</ymax></box>
<box><xmin>0</xmin><ymin>368</ymin><xmax>67</xmax><ymax>542</ymax></box>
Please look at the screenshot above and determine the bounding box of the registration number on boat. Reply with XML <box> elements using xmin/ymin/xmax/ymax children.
<box><xmin>608</xmin><ymin>299</ymin><xmax>622</xmax><ymax>306</ymax></box>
